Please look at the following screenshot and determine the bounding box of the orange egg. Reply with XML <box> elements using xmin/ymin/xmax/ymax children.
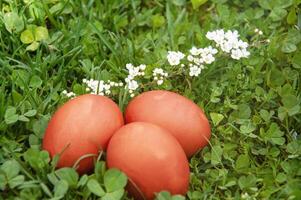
<box><xmin>125</xmin><ymin>90</ymin><xmax>211</xmax><ymax>157</ymax></box>
<box><xmin>43</xmin><ymin>94</ymin><xmax>124</xmax><ymax>174</ymax></box>
<box><xmin>106</xmin><ymin>122</ymin><xmax>190</xmax><ymax>200</ymax></box>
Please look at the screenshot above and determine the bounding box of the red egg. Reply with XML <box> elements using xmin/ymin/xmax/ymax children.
<box><xmin>43</xmin><ymin>94</ymin><xmax>124</xmax><ymax>174</ymax></box>
<box><xmin>106</xmin><ymin>122</ymin><xmax>190</xmax><ymax>200</ymax></box>
<box><xmin>125</xmin><ymin>90</ymin><xmax>211</xmax><ymax>157</ymax></box>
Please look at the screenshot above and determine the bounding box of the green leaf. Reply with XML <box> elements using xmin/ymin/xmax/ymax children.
<box><xmin>277</xmin><ymin>106</ymin><xmax>287</xmax><ymax>121</ymax></box>
<box><xmin>269</xmin><ymin>68</ymin><xmax>285</xmax><ymax>87</ymax></box>
<box><xmin>287</xmin><ymin>7</ymin><xmax>297</xmax><ymax>24</ymax></box>
<box><xmin>47</xmin><ymin>172</ymin><xmax>60</xmax><ymax>186</ymax></box>
<box><xmin>172</xmin><ymin>195</ymin><xmax>186</xmax><ymax>200</ymax></box>
<box><xmin>275</xmin><ymin>173</ymin><xmax>287</xmax><ymax>183</ymax></box>
<box><xmin>171</xmin><ymin>0</ymin><xmax>186</xmax><ymax>6</ymax></box>
<box><xmin>102</xmin><ymin>189</ymin><xmax>125</xmax><ymax>200</ymax></box>
<box><xmin>240</xmin><ymin>122</ymin><xmax>256</xmax><ymax>134</ymax></box>
<box><xmin>87</xmin><ymin>179</ymin><xmax>105</xmax><ymax>197</ymax></box>
<box><xmin>155</xmin><ymin>191</ymin><xmax>185</xmax><ymax>200</ymax></box>
<box><xmin>20</xmin><ymin>29</ymin><xmax>34</xmax><ymax>44</ymax></box>
<box><xmin>55</xmin><ymin>168</ymin><xmax>79</xmax><ymax>188</ymax></box>
<box><xmin>235</xmin><ymin>154</ymin><xmax>250</xmax><ymax>171</ymax></box>
<box><xmin>269</xmin><ymin>8</ymin><xmax>287</xmax><ymax>21</ymax></box>
<box><xmin>287</xmin><ymin>140</ymin><xmax>301</xmax><ymax>155</ymax></box>
<box><xmin>282</xmin><ymin>42</ymin><xmax>297</xmax><ymax>53</ymax></box>
<box><xmin>8</xmin><ymin>175</ymin><xmax>25</xmax><ymax>189</ymax></box>
<box><xmin>191</xmin><ymin>0</ymin><xmax>208</xmax><ymax>9</ymax></box>
<box><xmin>292</xmin><ymin>51</ymin><xmax>301</xmax><ymax>68</ymax></box>
<box><xmin>54</xmin><ymin>180</ymin><xmax>69</xmax><ymax>197</ymax></box>
<box><xmin>12</xmin><ymin>70</ymin><xmax>30</xmax><ymax>90</ymax></box>
<box><xmin>156</xmin><ymin>191</ymin><xmax>172</xmax><ymax>199</ymax></box>
<box><xmin>24</xmin><ymin>110</ymin><xmax>37</xmax><ymax>117</ymax></box>
<box><xmin>281</xmin><ymin>94</ymin><xmax>300</xmax><ymax>116</ymax></box>
<box><xmin>238</xmin><ymin>175</ymin><xmax>257</xmax><ymax>189</ymax></box>
<box><xmin>282</xmin><ymin>94</ymin><xmax>300</xmax><ymax>108</ymax></box>
<box><xmin>26</xmin><ymin>41</ymin><xmax>40</xmax><ymax>51</ymax></box>
<box><xmin>34</xmin><ymin>27</ymin><xmax>49</xmax><ymax>41</ymax></box>
<box><xmin>3</xmin><ymin>12</ymin><xmax>24</xmax><ymax>33</ymax></box>
<box><xmin>261</xmin><ymin>123</ymin><xmax>285</xmax><ymax>145</ymax></box>
<box><xmin>210</xmin><ymin>113</ymin><xmax>224</xmax><ymax>126</ymax></box>
<box><xmin>95</xmin><ymin>161</ymin><xmax>106</xmax><ymax>182</ymax></box>
<box><xmin>0</xmin><ymin>175</ymin><xmax>6</xmax><ymax>190</ymax></box>
<box><xmin>229</xmin><ymin>104</ymin><xmax>251</xmax><ymax>124</ymax></box>
<box><xmin>33</xmin><ymin>115</ymin><xmax>50</xmax><ymax>138</ymax></box>
<box><xmin>18</xmin><ymin>115</ymin><xmax>30</xmax><ymax>122</ymax></box>
<box><xmin>152</xmin><ymin>14</ymin><xmax>166</xmax><ymax>28</ymax></box>
<box><xmin>23</xmin><ymin>149</ymin><xmax>50</xmax><ymax>172</ymax></box>
<box><xmin>211</xmin><ymin>145</ymin><xmax>223</xmax><ymax>165</ymax></box>
<box><xmin>104</xmin><ymin>168</ymin><xmax>127</xmax><ymax>192</ymax></box>
<box><xmin>77</xmin><ymin>175</ymin><xmax>88</xmax><ymax>188</ymax></box>
<box><xmin>4</xmin><ymin>107</ymin><xmax>19</xmax><ymax>124</ymax></box>
<box><xmin>29</xmin><ymin>75</ymin><xmax>43</xmax><ymax>88</ymax></box>
<box><xmin>0</xmin><ymin>160</ymin><xmax>20</xmax><ymax>179</ymax></box>
<box><xmin>260</xmin><ymin>109</ymin><xmax>272</xmax><ymax>122</ymax></box>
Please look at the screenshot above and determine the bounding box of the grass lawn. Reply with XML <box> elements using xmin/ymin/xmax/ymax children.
<box><xmin>0</xmin><ymin>0</ymin><xmax>300</xmax><ymax>199</ymax></box>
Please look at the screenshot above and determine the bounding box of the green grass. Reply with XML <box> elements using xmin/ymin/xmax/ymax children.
<box><xmin>0</xmin><ymin>0</ymin><xmax>301</xmax><ymax>199</ymax></box>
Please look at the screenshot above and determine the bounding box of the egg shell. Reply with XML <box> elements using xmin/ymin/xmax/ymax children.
<box><xmin>125</xmin><ymin>90</ymin><xmax>211</xmax><ymax>157</ymax></box>
<box><xmin>43</xmin><ymin>94</ymin><xmax>124</xmax><ymax>174</ymax></box>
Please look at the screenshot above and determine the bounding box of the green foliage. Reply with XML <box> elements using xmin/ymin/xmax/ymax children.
<box><xmin>0</xmin><ymin>0</ymin><xmax>300</xmax><ymax>199</ymax></box>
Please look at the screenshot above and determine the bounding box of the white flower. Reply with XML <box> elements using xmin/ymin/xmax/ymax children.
<box><xmin>220</xmin><ymin>41</ymin><xmax>233</xmax><ymax>53</ymax></box>
<box><xmin>189</xmin><ymin>47</ymin><xmax>201</xmax><ymax>55</ymax></box>
<box><xmin>231</xmin><ymin>48</ymin><xmax>250</xmax><ymax>60</ymax></box>
<box><xmin>157</xmin><ymin>80</ymin><xmax>163</xmax><ymax>85</ymax></box>
<box><xmin>139</xmin><ymin>64</ymin><xmax>146</xmax><ymax>70</ymax></box>
<box><xmin>187</xmin><ymin>46</ymin><xmax>218</xmax><ymax>66</ymax></box>
<box><xmin>231</xmin><ymin>49</ymin><xmax>242</xmax><ymax>60</ymax></box>
<box><xmin>206</xmin><ymin>46</ymin><xmax>218</xmax><ymax>54</ymax></box>
<box><xmin>187</xmin><ymin>55</ymin><xmax>194</xmax><ymax>62</ymax></box>
<box><xmin>189</xmin><ymin>65</ymin><xmax>201</xmax><ymax>77</ymax></box>
<box><xmin>127</xmin><ymin>80</ymin><xmax>139</xmax><ymax>91</ymax></box>
<box><xmin>62</xmin><ymin>90</ymin><xmax>75</xmax><ymax>98</ymax></box>
<box><xmin>126</xmin><ymin>63</ymin><xmax>134</xmax><ymax>70</ymax></box>
<box><xmin>206</xmin><ymin>29</ymin><xmax>225</xmax><ymax>45</ymax></box>
<box><xmin>167</xmin><ymin>51</ymin><xmax>185</xmax><ymax>65</ymax></box>
<box><xmin>238</xmin><ymin>40</ymin><xmax>249</xmax><ymax>49</ymax></box>
<box><xmin>153</xmin><ymin>68</ymin><xmax>168</xmax><ymax>86</ymax></box>
<box><xmin>203</xmin><ymin>54</ymin><xmax>215</xmax><ymax>64</ymax></box>
<box><xmin>225</xmin><ymin>30</ymin><xmax>239</xmax><ymax>41</ymax></box>
<box><xmin>207</xmin><ymin>29</ymin><xmax>250</xmax><ymax>60</ymax></box>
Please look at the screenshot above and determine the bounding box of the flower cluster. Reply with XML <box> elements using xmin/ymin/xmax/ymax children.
<box><xmin>153</xmin><ymin>68</ymin><xmax>168</xmax><ymax>85</ymax></box>
<box><xmin>62</xmin><ymin>90</ymin><xmax>75</xmax><ymax>98</ymax></box>
<box><xmin>167</xmin><ymin>51</ymin><xmax>185</xmax><ymax>66</ymax></box>
<box><xmin>188</xmin><ymin>46</ymin><xmax>218</xmax><ymax>64</ymax></box>
<box><xmin>63</xmin><ymin>29</ymin><xmax>251</xmax><ymax>99</ymax></box>
<box><xmin>83</xmin><ymin>79</ymin><xmax>123</xmax><ymax>96</ymax></box>
<box><xmin>186</xmin><ymin>46</ymin><xmax>218</xmax><ymax>77</ymax></box>
<box><xmin>125</xmin><ymin>63</ymin><xmax>146</xmax><ymax>97</ymax></box>
<box><xmin>206</xmin><ymin>29</ymin><xmax>250</xmax><ymax>60</ymax></box>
